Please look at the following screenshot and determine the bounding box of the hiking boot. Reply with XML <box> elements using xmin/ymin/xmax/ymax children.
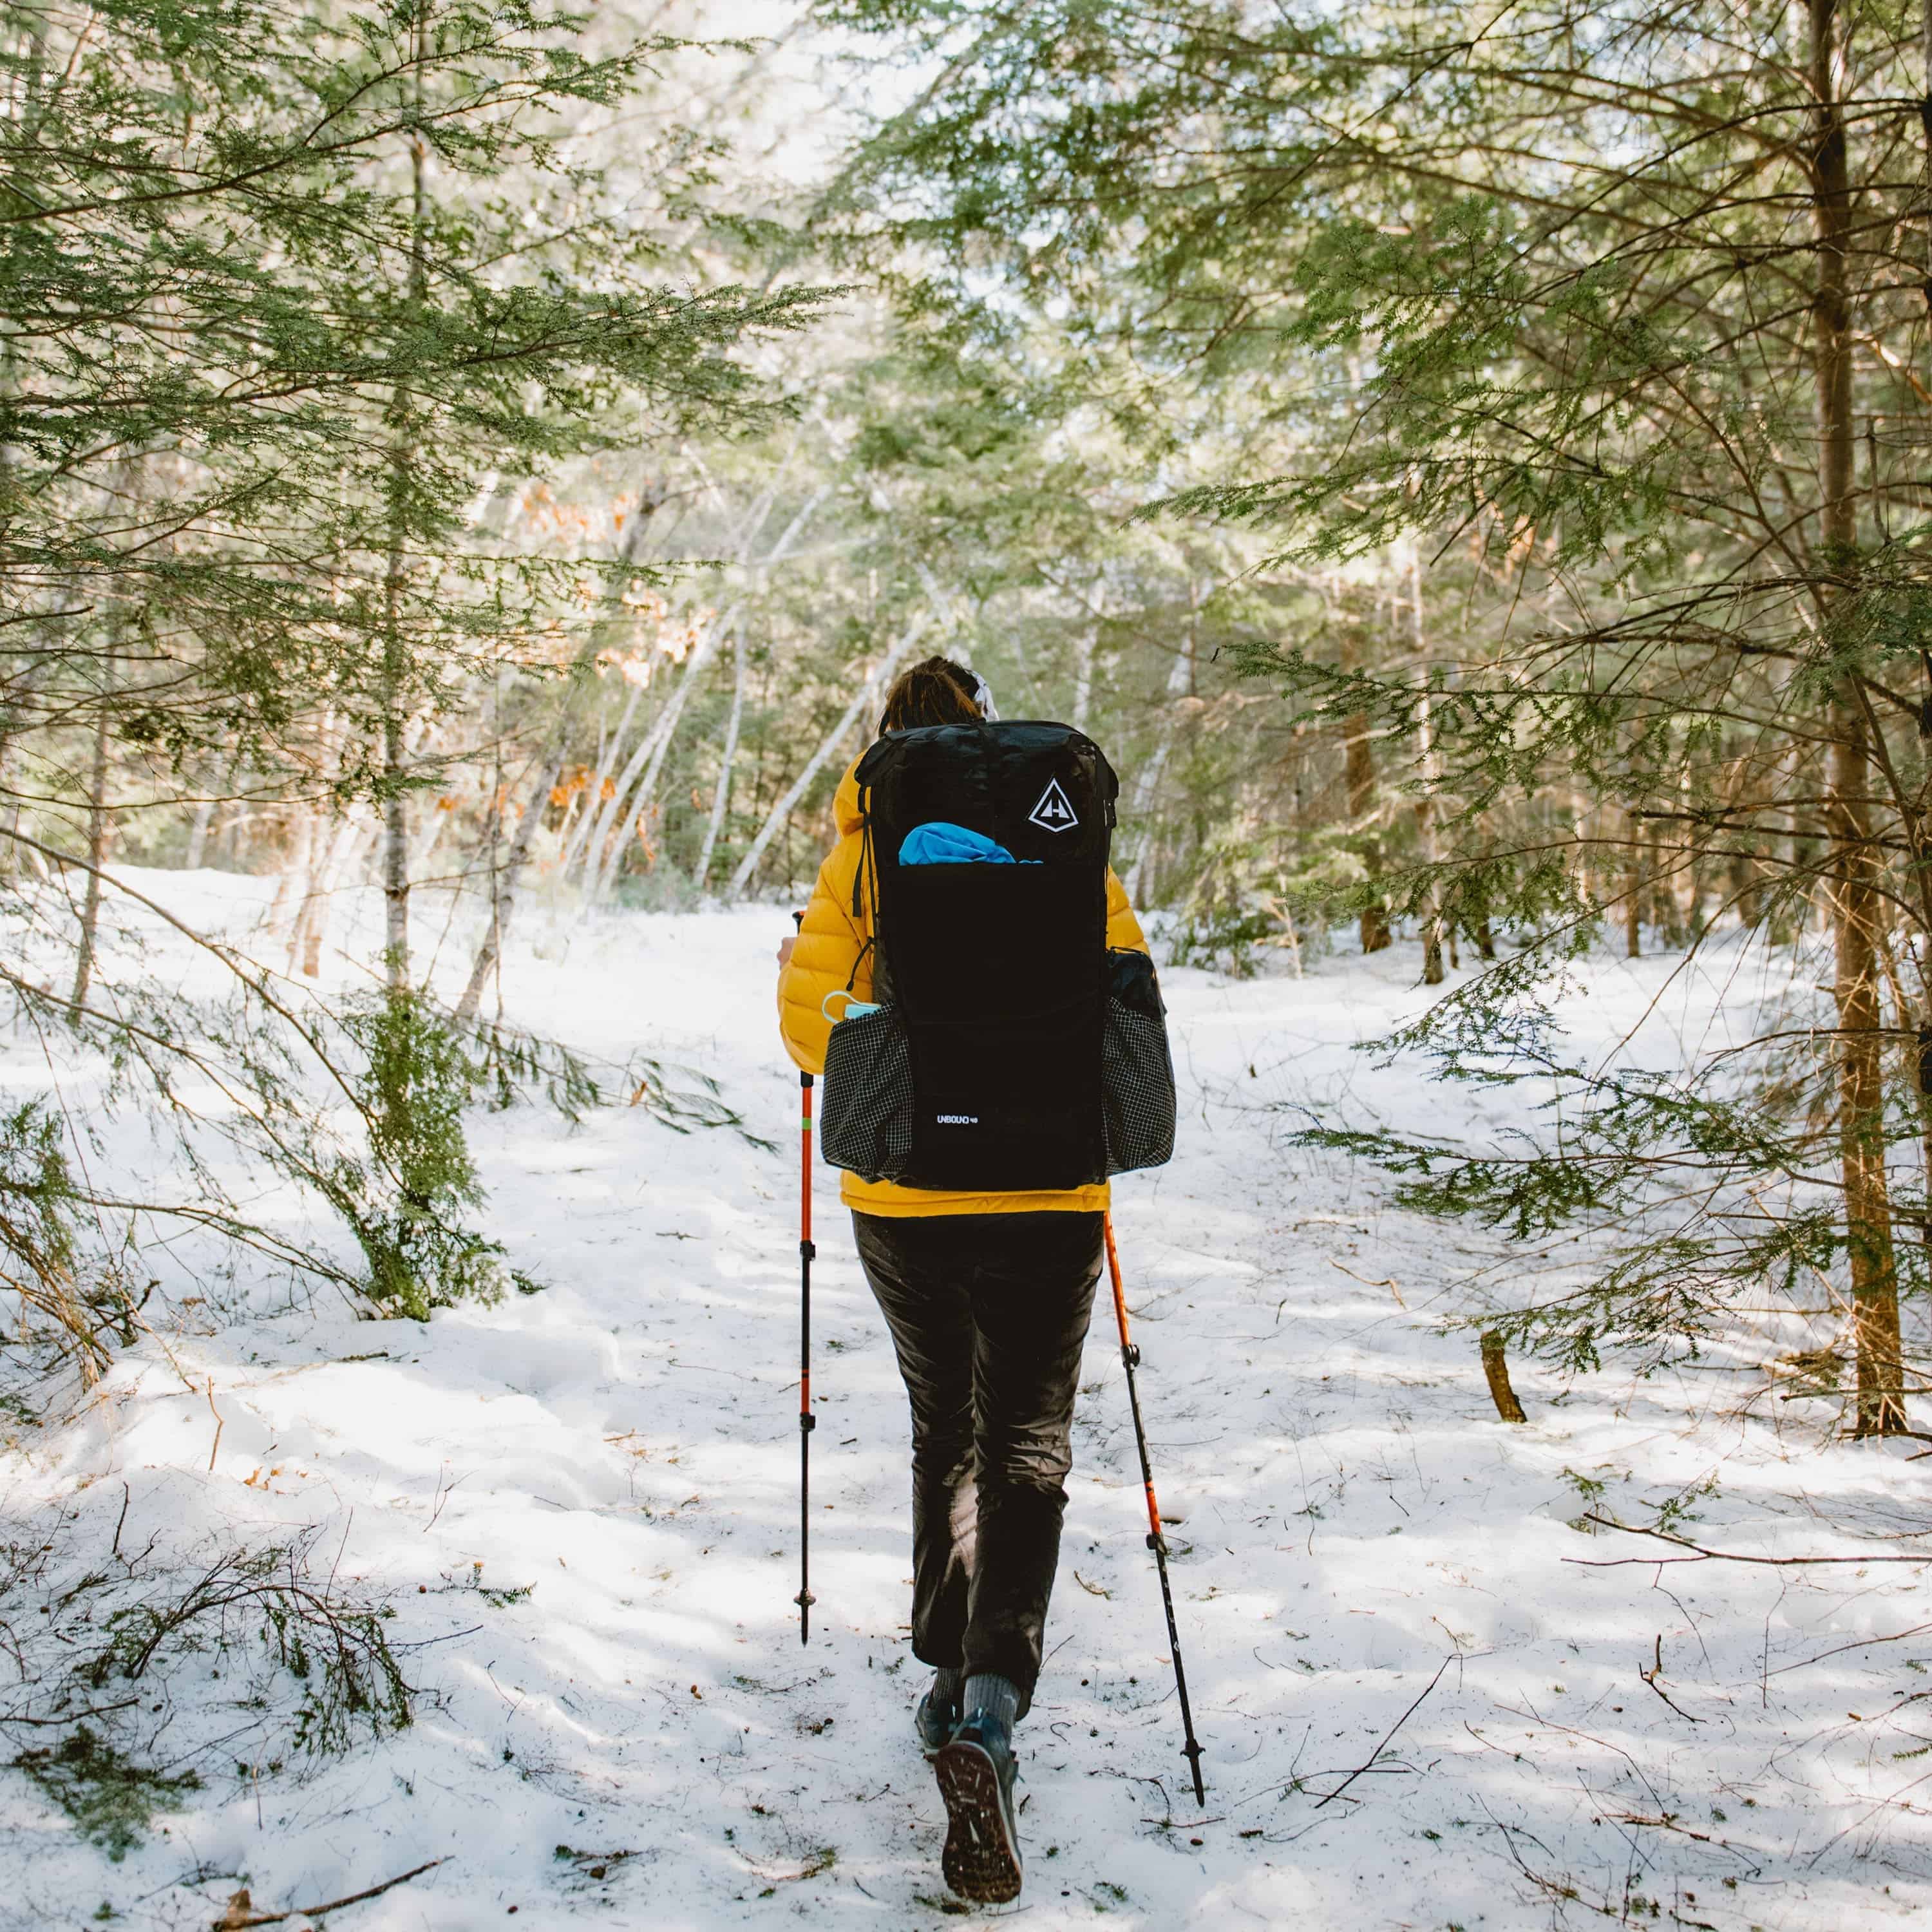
<box><xmin>914</xmin><ymin>1676</ymin><xmax>962</xmax><ymax>1754</ymax></box>
<box><xmin>933</xmin><ymin>1709</ymin><xmax>1022</xmax><ymax>1904</ymax></box>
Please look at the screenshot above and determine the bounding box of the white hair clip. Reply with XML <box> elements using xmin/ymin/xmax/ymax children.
<box><xmin>971</xmin><ymin>672</ymin><xmax>999</xmax><ymax>721</ymax></box>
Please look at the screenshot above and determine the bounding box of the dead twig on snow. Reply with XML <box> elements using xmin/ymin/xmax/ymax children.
<box><xmin>1314</xmin><ymin>1653</ymin><xmax>1454</xmax><ymax>1808</ymax></box>
<box><xmin>1637</xmin><ymin>1633</ymin><xmax>1702</xmax><ymax>1723</ymax></box>
<box><xmin>1574</xmin><ymin>1512</ymin><xmax>1932</xmax><ymax>1566</ymax></box>
<box><xmin>213</xmin><ymin>1858</ymin><xmax>444</xmax><ymax>1927</ymax></box>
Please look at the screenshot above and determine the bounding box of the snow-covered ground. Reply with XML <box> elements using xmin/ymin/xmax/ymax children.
<box><xmin>3</xmin><ymin>878</ymin><xmax>1930</xmax><ymax>1929</ymax></box>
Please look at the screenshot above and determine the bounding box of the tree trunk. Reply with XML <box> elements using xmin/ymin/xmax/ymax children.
<box><xmin>1072</xmin><ymin>619</ymin><xmax>1096</xmax><ymax>734</ymax></box>
<box><xmin>1338</xmin><ymin>613</ymin><xmax>1392</xmax><ymax>953</ymax></box>
<box><xmin>70</xmin><ymin>641</ymin><xmax>115</xmax><ymax>1014</ymax></box>
<box><xmin>456</xmin><ymin>747</ymin><xmax>564</xmax><ymax>1025</ymax></box>
<box><xmin>300</xmin><ymin>810</ymin><xmax>374</xmax><ymax>980</ymax></box>
<box><xmin>413</xmin><ymin>799</ymin><xmax>455</xmax><ymax>879</ymax></box>
<box><xmin>184</xmin><ymin>736</ymin><xmax>234</xmax><ymax>871</ymax></box>
<box><xmin>379</xmin><ymin>536</ymin><xmax>412</xmax><ymax>991</ymax></box>
<box><xmin>558</xmin><ymin>678</ymin><xmax>645</xmax><ymax>879</ymax></box>
<box><xmin>379</xmin><ymin>24</ymin><xmax>430</xmax><ymax>995</ymax></box>
<box><xmin>1812</xmin><ymin>0</ymin><xmax>1905</xmax><ymax>1435</ymax></box>
<box><xmin>587</xmin><ymin>614</ymin><xmax>729</xmax><ymax>909</ymax></box>
<box><xmin>1481</xmin><ymin>1332</ymin><xmax>1528</xmax><ymax>1423</ymax></box>
<box><xmin>1625</xmin><ymin>815</ymin><xmax>1643</xmax><ymax>957</ymax></box>
<box><xmin>1408</xmin><ymin>547</ymin><xmax>1445</xmax><ymax>983</ymax></box>
<box><xmin>1414</xmin><ymin>682</ymin><xmax>1444</xmax><ymax>984</ymax></box>
<box><xmin>1678</xmin><ymin>771</ymin><xmax>1704</xmax><ymax>938</ymax></box>
<box><xmin>695</xmin><ymin>620</ymin><xmax>746</xmax><ymax>891</ymax></box>
<box><xmin>729</xmin><ymin>615</ymin><xmax>927</xmax><ymax>900</ymax></box>
<box><xmin>1329</xmin><ymin>580</ymin><xmax>1391</xmax><ymax>958</ymax></box>
<box><xmin>1124</xmin><ymin>636</ymin><xmax>1196</xmax><ymax>907</ymax></box>
<box><xmin>279</xmin><ymin>806</ymin><xmax>318</xmax><ymax>966</ymax></box>
<box><xmin>574</xmin><ymin>679</ymin><xmax>677</xmax><ymax>896</ymax></box>
<box><xmin>1831</xmin><ymin>702</ymin><xmax>1906</xmax><ymax>1434</ymax></box>
<box><xmin>1624</xmin><ymin>722</ymin><xmax>1646</xmax><ymax>956</ymax></box>
<box><xmin>578</xmin><ymin>488</ymin><xmax>815</xmax><ymax>905</ymax></box>
<box><xmin>1732</xmin><ymin>844</ymin><xmax>1764</xmax><ymax>929</ymax></box>
<box><xmin>267</xmin><ymin>804</ymin><xmax>303</xmax><ymax>935</ymax></box>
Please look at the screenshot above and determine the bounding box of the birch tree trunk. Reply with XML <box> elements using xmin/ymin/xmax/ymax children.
<box><xmin>573</xmin><ymin>668</ymin><xmax>690</xmax><ymax>894</ymax></box>
<box><xmin>279</xmin><ymin>807</ymin><xmax>318</xmax><ymax>966</ymax></box>
<box><xmin>557</xmin><ymin>679</ymin><xmax>643</xmax><ymax>879</ymax></box>
<box><xmin>1812</xmin><ymin>0</ymin><xmax>1904</xmax><ymax>1436</ymax></box>
<box><xmin>582</xmin><ymin>487</ymin><xmax>825</xmax><ymax>907</ymax></box>
<box><xmin>412</xmin><ymin>797</ymin><xmax>453</xmax><ymax>879</ymax></box>
<box><xmin>455</xmin><ymin>748</ymin><xmax>564</xmax><ymax>1025</ymax></box>
<box><xmin>267</xmin><ymin>801</ymin><xmax>305</xmax><ymax>936</ymax></box>
<box><xmin>1123</xmin><ymin>638</ymin><xmax>1195</xmax><ymax>907</ymax></box>
<box><xmin>184</xmin><ymin>798</ymin><xmax>217</xmax><ymax>871</ymax></box>
<box><xmin>184</xmin><ymin>736</ymin><xmax>234</xmax><ymax>871</ymax></box>
<box><xmin>694</xmin><ymin>620</ymin><xmax>746</xmax><ymax>891</ymax></box>
<box><xmin>377</xmin><ymin>17</ymin><xmax>430</xmax><ymax>994</ymax></box>
<box><xmin>586</xmin><ymin>615</ymin><xmax>728</xmax><ymax>908</ymax></box>
<box><xmin>280</xmin><ymin>714</ymin><xmax>340</xmax><ymax>961</ymax></box>
<box><xmin>728</xmin><ymin>616</ymin><xmax>927</xmax><ymax>900</ymax></box>
<box><xmin>298</xmin><ymin>808</ymin><xmax>375</xmax><ymax>980</ymax></box>
<box><xmin>545</xmin><ymin>478</ymin><xmax>683</xmax><ymax>880</ymax></box>
<box><xmin>1072</xmin><ymin>615</ymin><xmax>1096</xmax><ymax>734</ymax></box>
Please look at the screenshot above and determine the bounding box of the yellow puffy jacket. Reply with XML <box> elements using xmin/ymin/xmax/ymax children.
<box><xmin>777</xmin><ymin>755</ymin><xmax>1149</xmax><ymax>1218</ymax></box>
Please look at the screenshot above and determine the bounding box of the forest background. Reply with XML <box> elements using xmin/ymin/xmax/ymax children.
<box><xmin>3</xmin><ymin>0</ymin><xmax>1932</xmax><ymax>1868</ymax></box>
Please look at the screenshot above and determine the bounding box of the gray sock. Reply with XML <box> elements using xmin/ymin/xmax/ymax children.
<box><xmin>963</xmin><ymin>1671</ymin><xmax>1021</xmax><ymax>1730</ymax></box>
<box><xmin>931</xmin><ymin>1665</ymin><xmax>963</xmax><ymax>1707</ymax></box>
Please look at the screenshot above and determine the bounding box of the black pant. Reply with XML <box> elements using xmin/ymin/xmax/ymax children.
<box><xmin>852</xmin><ymin>1209</ymin><xmax>1104</xmax><ymax>1718</ymax></box>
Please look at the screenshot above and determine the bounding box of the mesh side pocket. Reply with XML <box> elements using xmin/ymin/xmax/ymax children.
<box><xmin>1103</xmin><ymin>998</ymin><xmax>1177</xmax><ymax>1175</ymax></box>
<box><xmin>820</xmin><ymin>1003</ymin><xmax>915</xmax><ymax>1183</ymax></box>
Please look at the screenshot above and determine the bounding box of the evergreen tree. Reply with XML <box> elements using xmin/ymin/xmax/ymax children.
<box><xmin>823</xmin><ymin>0</ymin><xmax>1932</xmax><ymax>1434</ymax></box>
<box><xmin>0</xmin><ymin>0</ymin><xmax>828</xmax><ymax>1334</ymax></box>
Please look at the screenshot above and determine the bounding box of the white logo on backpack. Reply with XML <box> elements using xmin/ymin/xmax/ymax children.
<box><xmin>1027</xmin><ymin>777</ymin><xmax>1079</xmax><ymax>833</ymax></box>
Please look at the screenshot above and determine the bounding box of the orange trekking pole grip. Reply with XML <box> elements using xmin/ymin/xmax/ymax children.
<box><xmin>794</xmin><ymin>911</ymin><xmax>816</xmax><ymax>1643</ymax></box>
<box><xmin>1104</xmin><ymin>1213</ymin><xmax>1205</xmax><ymax>1804</ymax></box>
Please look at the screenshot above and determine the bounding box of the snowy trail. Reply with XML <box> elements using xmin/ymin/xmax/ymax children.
<box><xmin>4</xmin><ymin>890</ymin><xmax>1932</xmax><ymax>1929</ymax></box>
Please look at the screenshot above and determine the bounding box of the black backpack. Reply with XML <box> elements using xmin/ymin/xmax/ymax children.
<box><xmin>819</xmin><ymin>720</ymin><xmax>1175</xmax><ymax>1192</ymax></box>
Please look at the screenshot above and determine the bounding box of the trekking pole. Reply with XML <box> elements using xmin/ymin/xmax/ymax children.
<box><xmin>1104</xmin><ymin>1213</ymin><xmax>1205</xmax><ymax>1805</ymax></box>
<box><xmin>793</xmin><ymin>911</ymin><xmax>816</xmax><ymax>1645</ymax></box>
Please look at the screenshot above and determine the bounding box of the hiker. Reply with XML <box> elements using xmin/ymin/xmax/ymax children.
<box><xmin>775</xmin><ymin>656</ymin><xmax>1154</xmax><ymax>1905</ymax></box>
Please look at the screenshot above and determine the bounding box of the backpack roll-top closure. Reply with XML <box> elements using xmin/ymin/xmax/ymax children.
<box><xmin>854</xmin><ymin>720</ymin><xmax>1117</xmax><ymax>866</ymax></box>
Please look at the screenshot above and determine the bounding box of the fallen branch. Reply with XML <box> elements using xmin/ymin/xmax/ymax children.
<box><xmin>0</xmin><ymin>1697</ymin><xmax>139</xmax><ymax>1727</ymax></box>
<box><xmin>213</xmin><ymin>1858</ymin><xmax>444</xmax><ymax>1928</ymax></box>
<box><xmin>1637</xmin><ymin>1633</ymin><xmax>1701</xmax><ymax>1724</ymax></box>
<box><xmin>1313</xmin><ymin>1653</ymin><xmax>1454</xmax><ymax>1808</ymax></box>
<box><xmin>1611</xmin><ymin>1810</ymin><xmax>1712</xmax><ymax>1843</ymax></box>
<box><xmin>1766</xmin><ymin>1621</ymin><xmax>1932</xmax><ymax>1679</ymax></box>
<box><xmin>1575</xmin><ymin>1513</ymin><xmax>1932</xmax><ymax>1567</ymax></box>
<box><xmin>1328</xmin><ymin>1257</ymin><xmax>1403</xmax><ymax>1305</ymax></box>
